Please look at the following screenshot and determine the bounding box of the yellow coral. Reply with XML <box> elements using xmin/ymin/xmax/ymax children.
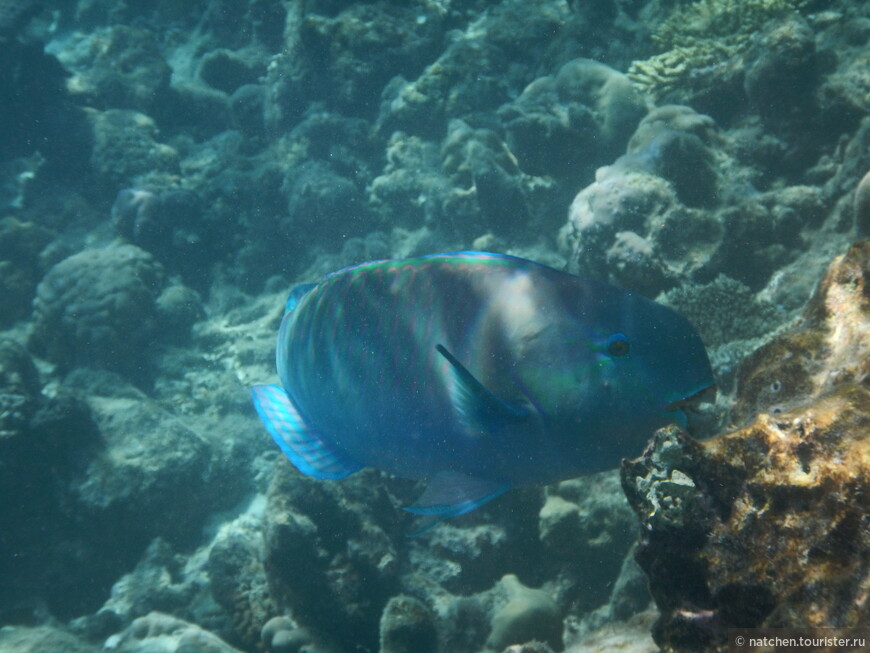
<box><xmin>628</xmin><ymin>0</ymin><xmax>812</xmax><ymax>99</ymax></box>
<box><xmin>655</xmin><ymin>0</ymin><xmax>812</xmax><ymax>48</ymax></box>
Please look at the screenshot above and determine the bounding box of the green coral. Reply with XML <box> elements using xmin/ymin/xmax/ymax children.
<box><xmin>628</xmin><ymin>0</ymin><xmax>812</xmax><ymax>99</ymax></box>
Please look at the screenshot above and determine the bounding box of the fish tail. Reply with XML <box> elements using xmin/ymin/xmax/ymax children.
<box><xmin>250</xmin><ymin>384</ymin><xmax>361</xmax><ymax>479</ymax></box>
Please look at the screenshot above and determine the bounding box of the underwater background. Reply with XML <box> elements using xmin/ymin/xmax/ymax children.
<box><xmin>0</xmin><ymin>0</ymin><xmax>868</xmax><ymax>652</ymax></box>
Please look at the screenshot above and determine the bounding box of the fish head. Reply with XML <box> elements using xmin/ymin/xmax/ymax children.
<box><xmin>598</xmin><ymin>291</ymin><xmax>716</xmax><ymax>426</ymax></box>
<box><xmin>507</xmin><ymin>276</ymin><xmax>714</xmax><ymax>467</ymax></box>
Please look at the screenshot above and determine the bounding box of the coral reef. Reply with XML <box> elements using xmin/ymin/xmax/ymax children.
<box><xmin>251</xmin><ymin>454</ymin><xmax>641</xmax><ymax>653</ymax></box>
<box><xmin>55</xmin><ymin>25</ymin><xmax>172</xmax><ymax>113</ymax></box>
<box><xmin>0</xmin><ymin>216</ymin><xmax>53</xmax><ymax>326</ymax></box>
<box><xmin>559</xmin><ymin>105</ymin><xmax>726</xmax><ymax>296</ymax></box>
<box><xmin>89</xmin><ymin>110</ymin><xmax>180</xmax><ymax>188</ymax></box>
<box><xmin>498</xmin><ymin>58</ymin><xmax>646</xmax><ymax>182</ymax></box>
<box><xmin>659</xmin><ymin>273</ymin><xmax>788</xmax><ymax>393</ymax></box>
<box><xmin>743</xmin><ymin>14</ymin><xmax>817</xmax><ymax>121</ymax></box>
<box><xmin>374</xmin><ymin>0</ymin><xmax>573</xmax><ymax>139</ymax></box>
<box><xmin>564</xmin><ymin>611</ymin><xmax>658</xmax><ymax>653</ymax></box>
<box><xmin>484</xmin><ymin>575</ymin><xmax>562</xmax><ymax>652</ymax></box>
<box><xmin>379</xmin><ymin>595</ymin><xmax>437</xmax><ymax>653</ymax></box>
<box><xmin>0</xmin><ymin>0</ymin><xmax>868</xmax><ymax>651</ymax></box>
<box><xmin>627</xmin><ymin>0</ymin><xmax>813</xmax><ymax>106</ymax></box>
<box><xmin>0</xmin><ymin>625</ymin><xmax>100</xmax><ymax>653</ymax></box>
<box><xmin>105</xmin><ymin>612</ymin><xmax>243</xmax><ymax>652</ymax></box>
<box><xmin>0</xmin><ymin>0</ymin><xmax>41</xmax><ymax>36</ymax></box>
<box><xmin>560</xmin><ymin>100</ymin><xmax>842</xmax><ymax>361</ymax></box>
<box><xmin>293</xmin><ymin>3</ymin><xmax>445</xmax><ymax>113</ymax></box>
<box><xmin>111</xmin><ymin>187</ymin><xmax>216</xmax><ymax>283</ymax></box>
<box><xmin>0</xmin><ymin>18</ymin><xmax>89</xmax><ymax>172</ymax></box>
<box><xmin>0</xmin><ymin>339</ymin><xmax>104</xmax><ymax>622</ymax></box>
<box><xmin>262</xmin><ymin>466</ymin><xmax>403</xmax><ymax>651</ymax></box>
<box><xmin>538</xmin><ymin>472</ymin><xmax>638</xmax><ymax>616</ymax></box>
<box><xmin>621</xmin><ymin>240</ymin><xmax>870</xmax><ymax>652</ymax></box>
<box><xmin>660</xmin><ymin>275</ymin><xmax>781</xmax><ymax>347</ymax></box>
<box><xmin>30</xmin><ymin>244</ymin><xmax>166</xmax><ymax>376</ymax></box>
<box><xmin>0</xmin><ymin>344</ymin><xmax>256</xmax><ymax>624</ymax></box>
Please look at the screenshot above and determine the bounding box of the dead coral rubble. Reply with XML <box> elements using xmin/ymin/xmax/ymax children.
<box><xmin>621</xmin><ymin>240</ymin><xmax>870</xmax><ymax>652</ymax></box>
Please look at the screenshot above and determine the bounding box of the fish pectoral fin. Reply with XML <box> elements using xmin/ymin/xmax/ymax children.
<box><xmin>435</xmin><ymin>343</ymin><xmax>528</xmax><ymax>435</ymax></box>
<box><xmin>404</xmin><ymin>470</ymin><xmax>510</xmax><ymax>522</ymax></box>
<box><xmin>250</xmin><ymin>384</ymin><xmax>362</xmax><ymax>480</ymax></box>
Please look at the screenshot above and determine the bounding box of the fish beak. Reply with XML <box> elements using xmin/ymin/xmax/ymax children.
<box><xmin>664</xmin><ymin>384</ymin><xmax>717</xmax><ymax>435</ymax></box>
<box><xmin>664</xmin><ymin>384</ymin><xmax>717</xmax><ymax>414</ymax></box>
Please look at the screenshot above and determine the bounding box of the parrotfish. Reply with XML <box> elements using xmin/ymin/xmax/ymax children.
<box><xmin>251</xmin><ymin>252</ymin><xmax>714</xmax><ymax>529</ymax></box>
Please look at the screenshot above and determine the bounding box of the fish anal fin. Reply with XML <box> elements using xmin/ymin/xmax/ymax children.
<box><xmin>435</xmin><ymin>344</ymin><xmax>528</xmax><ymax>435</ymax></box>
<box><xmin>250</xmin><ymin>384</ymin><xmax>361</xmax><ymax>480</ymax></box>
<box><xmin>404</xmin><ymin>470</ymin><xmax>510</xmax><ymax>522</ymax></box>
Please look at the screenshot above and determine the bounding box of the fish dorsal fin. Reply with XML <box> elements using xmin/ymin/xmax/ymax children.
<box><xmin>404</xmin><ymin>471</ymin><xmax>511</xmax><ymax>535</ymax></box>
<box><xmin>285</xmin><ymin>283</ymin><xmax>317</xmax><ymax>313</ymax></box>
<box><xmin>250</xmin><ymin>384</ymin><xmax>361</xmax><ymax>479</ymax></box>
<box><xmin>436</xmin><ymin>344</ymin><xmax>528</xmax><ymax>435</ymax></box>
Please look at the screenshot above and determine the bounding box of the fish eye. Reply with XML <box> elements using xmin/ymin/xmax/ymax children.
<box><xmin>606</xmin><ymin>333</ymin><xmax>630</xmax><ymax>357</ymax></box>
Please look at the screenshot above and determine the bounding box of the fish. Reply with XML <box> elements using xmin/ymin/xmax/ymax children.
<box><xmin>251</xmin><ymin>251</ymin><xmax>714</xmax><ymax>530</ymax></box>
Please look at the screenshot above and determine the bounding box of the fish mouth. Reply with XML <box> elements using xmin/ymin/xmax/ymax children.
<box><xmin>664</xmin><ymin>384</ymin><xmax>717</xmax><ymax>414</ymax></box>
<box><xmin>665</xmin><ymin>383</ymin><xmax>717</xmax><ymax>435</ymax></box>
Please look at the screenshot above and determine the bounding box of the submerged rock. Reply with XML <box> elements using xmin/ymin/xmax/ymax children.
<box><xmin>498</xmin><ymin>58</ymin><xmax>646</xmax><ymax>182</ymax></box>
<box><xmin>104</xmin><ymin>612</ymin><xmax>242</xmax><ymax>653</ymax></box>
<box><xmin>262</xmin><ymin>465</ymin><xmax>403</xmax><ymax>652</ymax></box>
<box><xmin>379</xmin><ymin>595</ymin><xmax>437</xmax><ymax>653</ymax></box>
<box><xmin>620</xmin><ymin>240</ymin><xmax>870</xmax><ymax>652</ymax></box>
<box><xmin>0</xmin><ymin>340</ymin><xmax>104</xmax><ymax>622</ymax></box>
<box><xmin>88</xmin><ymin>109</ymin><xmax>179</xmax><ymax>187</ymax></box>
<box><xmin>55</xmin><ymin>25</ymin><xmax>171</xmax><ymax>113</ymax></box>
<box><xmin>484</xmin><ymin>575</ymin><xmax>561</xmax><ymax>653</ymax></box>
<box><xmin>0</xmin><ymin>216</ymin><xmax>53</xmax><ymax>326</ymax></box>
<box><xmin>0</xmin><ymin>624</ymin><xmax>99</xmax><ymax>653</ymax></box>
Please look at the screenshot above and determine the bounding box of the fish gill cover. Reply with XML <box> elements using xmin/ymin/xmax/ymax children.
<box><xmin>0</xmin><ymin>0</ymin><xmax>867</xmax><ymax>652</ymax></box>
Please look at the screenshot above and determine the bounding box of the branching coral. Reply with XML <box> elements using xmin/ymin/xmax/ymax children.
<box><xmin>628</xmin><ymin>0</ymin><xmax>812</xmax><ymax>100</ymax></box>
<box><xmin>654</xmin><ymin>0</ymin><xmax>812</xmax><ymax>48</ymax></box>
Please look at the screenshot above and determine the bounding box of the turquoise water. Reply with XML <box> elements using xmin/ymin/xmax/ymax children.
<box><xmin>0</xmin><ymin>1</ymin><xmax>866</xmax><ymax>651</ymax></box>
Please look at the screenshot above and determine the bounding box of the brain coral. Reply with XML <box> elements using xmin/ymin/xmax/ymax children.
<box><xmin>30</xmin><ymin>244</ymin><xmax>165</xmax><ymax>376</ymax></box>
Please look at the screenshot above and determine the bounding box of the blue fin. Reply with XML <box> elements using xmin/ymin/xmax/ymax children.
<box><xmin>405</xmin><ymin>471</ymin><xmax>510</xmax><ymax>536</ymax></box>
<box><xmin>250</xmin><ymin>384</ymin><xmax>361</xmax><ymax>479</ymax></box>
<box><xmin>666</xmin><ymin>408</ymin><xmax>688</xmax><ymax>429</ymax></box>
<box><xmin>436</xmin><ymin>344</ymin><xmax>529</xmax><ymax>434</ymax></box>
<box><xmin>404</xmin><ymin>471</ymin><xmax>510</xmax><ymax>517</ymax></box>
<box><xmin>285</xmin><ymin>283</ymin><xmax>317</xmax><ymax>313</ymax></box>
